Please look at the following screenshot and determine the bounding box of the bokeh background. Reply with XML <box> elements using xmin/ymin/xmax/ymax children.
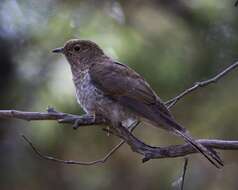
<box><xmin>0</xmin><ymin>0</ymin><xmax>238</xmax><ymax>189</ymax></box>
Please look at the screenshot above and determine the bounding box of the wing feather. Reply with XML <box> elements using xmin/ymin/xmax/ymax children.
<box><xmin>89</xmin><ymin>60</ymin><xmax>172</xmax><ymax>121</ymax></box>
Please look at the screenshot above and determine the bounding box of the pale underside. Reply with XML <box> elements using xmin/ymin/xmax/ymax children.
<box><xmin>74</xmin><ymin>69</ymin><xmax>148</xmax><ymax>128</ymax></box>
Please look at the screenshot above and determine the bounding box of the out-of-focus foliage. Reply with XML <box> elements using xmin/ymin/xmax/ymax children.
<box><xmin>0</xmin><ymin>0</ymin><xmax>238</xmax><ymax>189</ymax></box>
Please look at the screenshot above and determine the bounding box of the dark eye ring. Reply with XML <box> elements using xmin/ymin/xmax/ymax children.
<box><xmin>74</xmin><ymin>45</ymin><xmax>81</xmax><ymax>51</ymax></box>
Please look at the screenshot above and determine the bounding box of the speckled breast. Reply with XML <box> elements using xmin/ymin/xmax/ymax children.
<box><xmin>73</xmin><ymin>69</ymin><xmax>138</xmax><ymax>128</ymax></box>
<box><xmin>73</xmin><ymin>70</ymin><xmax>104</xmax><ymax>114</ymax></box>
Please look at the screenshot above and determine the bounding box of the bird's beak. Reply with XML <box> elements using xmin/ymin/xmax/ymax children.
<box><xmin>52</xmin><ymin>47</ymin><xmax>64</xmax><ymax>53</ymax></box>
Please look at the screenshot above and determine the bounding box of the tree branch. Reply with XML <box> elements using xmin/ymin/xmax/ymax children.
<box><xmin>21</xmin><ymin>121</ymin><xmax>139</xmax><ymax>166</ymax></box>
<box><xmin>0</xmin><ymin>62</ymin><xmax>238</xmax><ymax>165</ymax></box>
<box><xmin>22</xmin><ymin>134</ymin><xmax>124</xmax><ymax>166</ymax></box>
<box><xmin>165</xmin><ymin>61</ymin><xmax>238</xmax><ymax>108</ymax></box>
<box><xmin>109</xmin><ymin>123</ymin><xmax>238</xmax><ymax>161</ymax></box>
<box><xmin>0</xmin><ymin>108</ymin><xmax>106</xmax><ymax>126</ymax></box>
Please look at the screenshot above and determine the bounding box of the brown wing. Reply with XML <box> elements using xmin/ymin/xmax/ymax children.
<box><xmin>89</xmin><ymin>60</ymin><xmax>172</xmax><ymax>122</ymax></box>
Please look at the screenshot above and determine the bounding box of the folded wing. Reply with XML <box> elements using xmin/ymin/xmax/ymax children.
<box><xmin>89</xmin><ymin>60</ymin><xmax>172</xmax><ymax>124</ymax></box>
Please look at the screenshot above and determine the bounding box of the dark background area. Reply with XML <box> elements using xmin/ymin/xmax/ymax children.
<box><xmin>0</xmin><ymin>0</ymin><xmax>238</xmax><ymax>189</ymax></box>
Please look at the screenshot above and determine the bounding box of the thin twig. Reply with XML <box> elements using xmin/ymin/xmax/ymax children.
<box><xmin>165</xmin><ymin>62</ymin><xmax>238</xmax><ymax>108</ymax></box>
<box><xmin>22</xmin><ymin>134</ymin><xmax>124</xmax><ymax>166</ymax></box>
<box><xmin>21</xmin><ymin>121</ymin><xmax>139</xmax><ymax>165</ymax></box>
<box><xmin>171</xmin><ymin>157</ymin><xmax>189</xmax><ymax>190</ymax></box>
<box><xmin>181</xmin><ymin>158</ymin><xmax>188</xmax><ymax>190</ymax></box>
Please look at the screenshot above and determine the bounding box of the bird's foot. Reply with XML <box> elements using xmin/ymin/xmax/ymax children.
<box><xmin>47</xmin><ymin>106</ymin><xmax>58</xmax><ymax>113</ymax></box>
<box><xmin>59</xmin><ymin>114</ymin><xmax>106</xmax><ymax>129</ymax></box>
<box><xmin>60</xmin><ymin>115</ymin><xmax>96</xmax><ymax>130</ymax></box>
<box><xmin>142</xmin><ymin>153</ymin><xmax>153</xmax><ymax>163</ymax></box>
<box><xmin>72</xmin><ymin>118</ymin><xmax>83</xmax><ymax>130</ymax></box>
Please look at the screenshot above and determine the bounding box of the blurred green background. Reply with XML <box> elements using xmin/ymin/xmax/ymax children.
<box><xmin>0</xmin><ymin>0</ymin><xmax>238</xmax><ymax>189</ymax></box>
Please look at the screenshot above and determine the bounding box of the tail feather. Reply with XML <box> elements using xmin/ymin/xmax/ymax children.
<box><xmin>174</xmin><ymin>129</ymin><xmax>224</xmax><ymax>168</ymax></box>
<box><xmin>157</xmin><ymin>111</ymin><xmax>224</xmax><ymax>168</ymax></box>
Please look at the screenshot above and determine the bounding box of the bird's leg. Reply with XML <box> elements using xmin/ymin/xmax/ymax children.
<box><xmin>58</xmin><ymin>114</ymin><xmax>106</xmax><ymax>129</ymax></box>
<box><xmin>128</xmin><ymin>120</ymin><xmax>140</xmax><ymax>132</ymax></box>
<box><xmin>106</xmin><ymin>126</ymin><xmax>111</xmax><ymax>136</ymax></box>
<box><xmin>72</xmin><ymin>115</ymin><xmax>96</xmax><ymax>129</ymax></box>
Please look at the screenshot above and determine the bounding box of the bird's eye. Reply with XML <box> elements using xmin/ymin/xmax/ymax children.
<box><xmin>74</xmin><ymin>45</ymin><xmax>81</xmax><ymax>52</ymax></box>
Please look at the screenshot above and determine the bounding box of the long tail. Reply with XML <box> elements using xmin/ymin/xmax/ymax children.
<box><xmin>158</xmin><ymin>114</ymin><xmax>224</xmax><ymax>168</ymax></box>
<box><xmin>174</xmin><ymin>128</ymin><xmax>223</xmax><ymax>168</ymax></box>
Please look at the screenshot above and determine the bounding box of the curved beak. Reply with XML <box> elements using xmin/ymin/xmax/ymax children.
<box><xmin>52</xmin><ymin>47</ymin><xmax>64</xmax><ymax>53</ymax></box>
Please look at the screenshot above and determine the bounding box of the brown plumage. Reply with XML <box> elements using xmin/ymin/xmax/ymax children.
<box><xmin>52</xmin><ymin>39</ymin><xmax>223</xmax><ymax>168</ymax></box>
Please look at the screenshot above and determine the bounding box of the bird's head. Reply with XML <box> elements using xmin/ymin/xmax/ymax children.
<box><xmin>52</xmin><ymin>39</ymin><xmax>105</xmax><ymax>66</ymax></box>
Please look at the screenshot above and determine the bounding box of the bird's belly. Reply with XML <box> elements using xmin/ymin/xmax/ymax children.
<box><xmin>76</xmin><ymin>85</ymin><xmax>136</xmax><ymax>126</ymax></box>
<box><xmin>97</xmin><ymin>97</ymin><xmax>138</xmax><ymax>128</ymax></box>
<box><xmin>75</xmin><ymin>78</ymin><xmax>103</xmax><ymax>114</ymax></box>
<box><xmin>74</xmin><ymin>73</ymin><xmax>137</xmax><ymax>128</ymax></box>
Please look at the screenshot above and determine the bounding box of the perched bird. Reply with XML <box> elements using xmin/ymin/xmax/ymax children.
<box><xmin>52</xmin><ymin>39</ymin><xmax>223</xmax><ymax>168</ymax></box>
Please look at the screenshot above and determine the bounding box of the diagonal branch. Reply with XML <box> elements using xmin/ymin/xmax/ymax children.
<box><xmin>165</xmin><ymin>61</ymin><xmax>238</xmax><ymax>108</ymax></box>
<box><xmin>110</xmin><ymin>123</ymin><xmax>238</xmax><ymax>161</ymax></box>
